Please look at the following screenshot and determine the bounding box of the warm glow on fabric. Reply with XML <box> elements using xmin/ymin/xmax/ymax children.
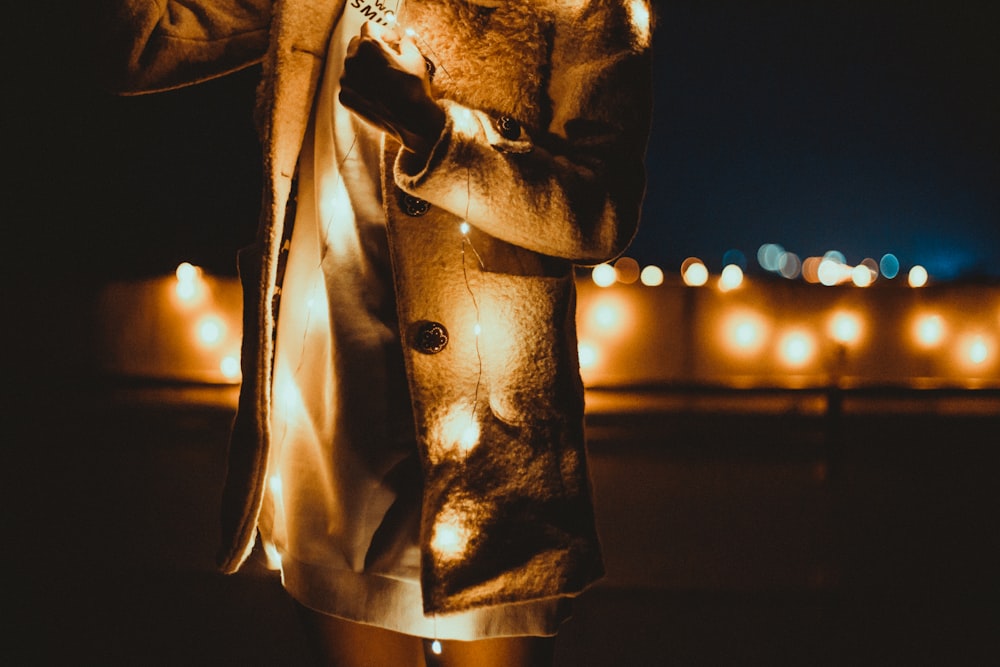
<box><xmin>431</xmin><ymin>503</ymin><xmax>474</xmax><ymax>561</ymax></box>
<box><xmin>431</xmin><ymin>404</ymin><xmax>481</xmax><ymax>462</ymax></box>
<box><xmin>627</xmin><ymin>0</ymin><xmax>652</xmax><ymax>49</ymax></box>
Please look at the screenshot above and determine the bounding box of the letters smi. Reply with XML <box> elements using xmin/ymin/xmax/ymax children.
<box><xmin>350</xmin><ymin>0</ymin><xmax>396</xmax><ymax>27</ymax></box>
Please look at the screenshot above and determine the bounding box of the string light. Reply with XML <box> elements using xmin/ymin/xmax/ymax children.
<box><xmin>174</xmin><ymin>261</ymin><xmax>205</xmax><ymax>303</ymax></box>
<box><xmin>592</xmin><ymin>263</ymin><xmax>617</xmax><ymax>287</ymax></box>
<box><xmin>639</xmin><ymin>265</ymin><xmax>664</xmax><ymax>286</ymax></box>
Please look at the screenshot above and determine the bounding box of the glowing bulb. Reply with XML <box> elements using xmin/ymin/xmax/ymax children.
<box><xmin>592</xmin><ymin>263</ymin><xmax>617</xmax><ymax>287</ymax></box>
<box><xmin>913</xmin><ymin>314</ymin><xmax>945</xmax><ymax>348</ymax></box>
<box><xmin>459</xmin><ymin>221</ymin><xmax>470</xmax><ymax>235</ymax></box>
<box><xmin>734</xmin><ymin>322</ymin><xmax>757</xmax><ymax>347</ymax></box>
<box><xmin>592</xmin><ymin>302</ymin><xmax>623</xmax><ymax>331</ymax></box>
<box><xmin>197</xmin><ymin>316</ymin><xmax>225</xmax><ymax>346</ymax></box>
<box><xmin>681</xmin><ymin>258</ymin><xmax>708</xmax><ymax>286</ymax></box>
<box><xmin>908</xmin><ymin>265</ymin><xmax>928</xmax><ymax>287</ymax></box>
<box><xmin>174</xmin><ymin>262</ymin><xmax>204</xmax><ymax>302</ymax></box>
<box><xmin>829</xmin><ymin>311</ymin><xmax>863</xmax><ymax>345</ymax></box>
<box><xmin>640</xmin><ymin>265</ymin><xmax>664</xmax><ymax>286</ymax></box>
<box><xmin>779</xmin><ymin>330</ymin><xmax>815</xmax><ymax>367</ymax></box>
<box><xmin>220</xmin><ymin>355</ymin><xmax>241</xmax><ymax>379</ymax></box>
<box><xmin>578</xmin><ymin>342</ymin><xmax>598</xmax><ymax>369</ymax></box>
<box><xmin>851</xmin><ymin>264</ymin><xmax>874</xmax><ymax>287</ymax></box>
<box><xmin>818</xmin><ymin>258</ymin><xmax>846</xmax><ymax>286</ymax></box>
<box><xmin>431</xmin><ymin>640</ymin><xmax>442</xmax><ymax>655</ymax></box>
<box><xmin>965</xmin><ymin>335</ymin><xmax>989</xmax><ymax>365</ymax></box>
<box><xmin>404</xmin><ymin>27</ymin><xmax>417</xmax><ymax>37</ymax></box>
<box><xmin>473</xmin><ymin>322</ymin><xmax>482</xmax><ymax>336</ymax></box>
<box><xmin>175</xmin><ymin>262</ymin><xmax>198</xmax><ymax>283</ymax></box>
<box><xmin>721</xmin><ymin>310</ymin><xmax>768</xmax><ymax>355</ymax></box>
<box><xmin>718</xmin><ymin>264</ymin><xmax>744</xmax><ymax>291</ymax></box>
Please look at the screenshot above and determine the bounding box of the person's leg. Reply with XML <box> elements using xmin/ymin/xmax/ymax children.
<box><xmin>295</xmin><ymin>601</ymin><xmax>426</xmax><ymax>667</ymax></box>
<box><xmin>422</xmin><ymin>635</ymin><xmax>556</xmax><ymax>667</ymax></box>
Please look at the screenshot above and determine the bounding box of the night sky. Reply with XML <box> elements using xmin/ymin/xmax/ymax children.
<box><xmin>12</xmin><ymin>1</ymin><xmax>1000</xmax><ymax>284</ymax></box>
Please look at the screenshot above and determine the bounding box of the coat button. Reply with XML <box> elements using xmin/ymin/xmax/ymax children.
<box><xmin>496</xmin><ymin>116</ymin><xmax>521</xmax><ymax>140</ymax></box>
<box><xmin>400</xmin><ymin>192</ymin><xmax>430</xmax><ymax>217</ymax></box>
<box><xmin>412</xmin><ymin>321</ymin><xmax>449</xmax><ymax>354</ymax></box>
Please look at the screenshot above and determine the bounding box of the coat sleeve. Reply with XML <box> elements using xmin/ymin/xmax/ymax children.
<box><xmin>96</xmin><ymin>0</ymin><xmax>273</xmax><ymax>93</ymax></box>
<box><xmin>394</xmin><ymin>0</ymin><xmax>653</xmax><ymax>265</ymax></box>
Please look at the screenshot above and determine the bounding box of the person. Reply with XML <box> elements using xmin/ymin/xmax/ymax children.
<box><xmin>100</xmin><ymin>0</ymin><xmax>652</xmax><ymax>664</ymax></box>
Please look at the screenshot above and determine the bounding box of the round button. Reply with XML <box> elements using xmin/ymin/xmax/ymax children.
<box><xmin>496</xmin><ymin>116</ymin><xmax>521</xmax><ymax>140</ymax></box>
<box><xmin>400</xmin><ymin>193</ymin><xmax>430</xmax><ymax>217</ymax></box>
<box><xmin>413</xmin><ymin>321</ymin><xmax>449</xmax><ymax>354</ymax></box>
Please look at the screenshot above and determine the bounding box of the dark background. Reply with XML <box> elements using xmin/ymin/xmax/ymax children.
<box><xmin>9</xmin><ymin>0</ymin><xmax>1000</xmax><ymax>284</ymax></box>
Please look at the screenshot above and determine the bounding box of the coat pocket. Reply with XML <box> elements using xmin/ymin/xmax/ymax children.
<box><xmin>477</xmin><ymin>270</ymin><xmax>583</xmax><ymax>427</ymax></box>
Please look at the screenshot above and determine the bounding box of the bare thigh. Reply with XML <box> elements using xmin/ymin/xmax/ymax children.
<box><xmin>294</xmin><ymin>602</ymin><xmax>556</xmax><ymax>667</ymax></box>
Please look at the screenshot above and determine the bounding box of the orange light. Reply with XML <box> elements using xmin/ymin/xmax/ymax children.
<box><xmin>196</xmin><ymin>315</ymin><xmax>225</xmax><ymax>346</ymax></box>
<box><xmin>582</xmin><ymin>293</ymin><xmax>633</xmax><ymax>340</ymax></box>
<box><xmin>828</xmin><ymin>311</ymin><xmax>864</xmax><ymax>346</ymax></box>
<box><xmin>592</xmin><ymin>263</ymin><xmax>617</xmax><ymax>287</ymax></box>
<box><xmin>720</xmin><ymin>310</ymin><xmax>769</xmax><ymax>355</ymax></box>
<box><xmin>614</xmin><ymin>257</ymin><xmax>640</xmax><ymax>284</ymax></box>
<box><xmin>431</xmin><ymin>501</ymin><xmax>474</xmax><ymax>561</ymax></box>
<box><xmin>681</xmin><ymin>258</ymin><xmax>708</xmax><ymax>286</ymax></box>
<box><xmin>174</xmin><ymin>262</ymin><xmax>205</xmax><ymax>303</ymax></box>
<box><xmin>851</xmin><ymin>264</ymin><xmax>875</xmax><ymax>287</ymax></box>
<box><xmin>955</xmin><ymin>332</ymin><xmax>994</xmax><ymax>369</ymax></box>
<box><xmin>778</xmin><ymin>329</ymin><xmax>816</xmax><ymax>367</ymax></box>
<box><xmin>640</xmin><ymin>265</ymin><xmax>664</xmax><ymax>286</ymax></box>
<box><xmin>577</xmin><ymin>342</ymin><xmax>599</xmax><ymax>369</ymax></box>
<box><xmin>718</xmin><ymin>264</ymin><xmax>744</xmax><ymax>291</ymax></box>
<box><xmin>912</xmin><ymin>313</ymin><xmax>945</xmax><ymax>349</ymax></box>
<box><xmin>908</xmin><ymin>265</ymin><xmax>929</xmax><ymax>287</ymax></box>
<box><xmin>220</xmin><ymin>355</ymin><xmax>241</xmax><ymax>380</ymax></box>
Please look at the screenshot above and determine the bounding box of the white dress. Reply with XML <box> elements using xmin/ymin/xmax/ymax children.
<box><xmin>258</xmin><ymin>1</ymin><xmax>569</xmax><ymax>640</ymax></box>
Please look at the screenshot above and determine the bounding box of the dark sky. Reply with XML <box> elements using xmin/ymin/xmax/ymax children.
<box><xmin>11</xmin><ymin>1</ymin><xmax>1000</xmax><ymax>284</ymax></box>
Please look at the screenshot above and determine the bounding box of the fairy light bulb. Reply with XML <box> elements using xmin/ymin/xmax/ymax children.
<box><xmin>431</xmin><ymin>640</ymin><xmax>442</xmax><ymax>655</ymax></box>
<box><xmin>460</xmin><ymin>221</ymin><xmax>470</xmax><ymax>235</ymax></box>
<box><xmin>175</xmin><ymin>261</ymin><xmax>204</xmax><ymax>303</ymax></box>
<box><xmin>220</xmin><ymin>355</ymin><xmax>241</xmax><ymax>380</ymax></box>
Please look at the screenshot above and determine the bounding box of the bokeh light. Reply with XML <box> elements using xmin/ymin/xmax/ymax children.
<box><xmin>592</xmin><ymin>263</ymin><xmax>617</xmax><ymax>287</ymax></box>
<box><xmin>778</xmin><ymin>330</ymin><xmax>816</xmax><ymax>367</ymax></box>
<box><xmin>681</xmin><ymin>257</ymin><xmax>709</xmax><ymax>286</ymax></box>
<box><xmin>828</xmin><ymin>310</ymin><xmax>863</xmax><ymax>346</ymax></box>
<box><xmin>614</xmin><ymin>257</ymin><xmax>640</xmax><ymax>284</ymax></box>
<box><xmin>879</xmin><ymin>253</ymin><xmax>900</xmax><ymax>279</ymax></box>
<box><xmin>718</xmin><ymin>264</ymin><xmax>744</xmax><ymax>291</ymax></box>
<box><xmin>908</xmin><ymin>265</ymin><xmax>929</xmax><ymax>287</ymax></box>
<box><xmin>912</xmin><ymin>313</ymin><xmax>946</xmax><ymax>348</ymax></box>
<box><xmin>640</xmin><ymin>265</ymin><xmax>664</xmax><ymax>286</ymax></box>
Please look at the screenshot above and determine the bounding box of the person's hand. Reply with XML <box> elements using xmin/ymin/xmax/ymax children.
<box><xmin>340</xmin><ymin>22</ymin><xmax>445</xmax><ymax>156</ymax></box>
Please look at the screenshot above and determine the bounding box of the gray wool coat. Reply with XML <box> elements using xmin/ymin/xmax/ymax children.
<box><xmin>104</xmin><ymin>0</ymin><xmax>652</xmax><ymax>614</ymax></box>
